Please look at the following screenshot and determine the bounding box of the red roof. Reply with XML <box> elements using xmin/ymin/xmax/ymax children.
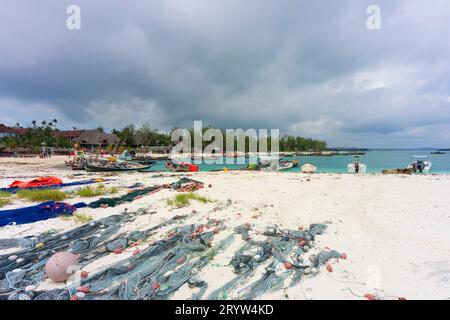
<box><xmin>0</xmin><ymin>124</ymin><xmax>28</xmax><ymax>134</ymax></box>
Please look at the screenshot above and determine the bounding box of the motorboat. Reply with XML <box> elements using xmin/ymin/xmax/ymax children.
<box><xmin>407</xmin><ymin>156</ymin><xmax>432</xmax><ymax>173</ymax></box>
<box><xmin>259</xmin><ymin>158</ymin><xmax>293</xmax><ymax>171</ymax></box>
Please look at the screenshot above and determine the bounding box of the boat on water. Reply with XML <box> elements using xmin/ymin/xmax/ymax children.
<box><xmin>165</xmin><ymin>161</ymin><xmax>199</xmax><ymax>172</ymax></box>
<box><xmin>301</xmin><ymin>163</ymin><xmax>317</xmax><ymax>173</ymax></box>
<box><xmin>291</xmin><ymin>160</ymin><xmax>299</xmax><ymax>167</ymax></box>
<box><xmin>407</xmin><ymin>156</ymin><xmax>432</xmax><ymax>173</ymax></box>
<box><xmin>118</xmin><ymin>151</ymin><xmax>158</xmax><ymax>165</ymax></box>
<box><xmin>259</xmin><ymin>157</ymin><xmax>293</xmax><ymax>171</ymax></box>
<box><xmin>431</xmin><ymin>151</ymin><xmax>445</xmax><ymax>155</ymax></box>
<box><xmin>131</xmin><ymin>159</ymin><xmax>158</xmax><ymax>165</ymax></box>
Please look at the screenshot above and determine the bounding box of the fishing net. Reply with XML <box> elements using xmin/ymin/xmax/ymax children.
<box><xmin>87</xmin><ymin>177</ymin><xmax>202</xmax><ymax>208</ymax></box>
<box><xmin>0</xmin><ymin>214</ymin><xmax>341</xmax><ymax>300</ymax></box>
<box><xmin>0</xmin><ymin>209</ymin><xmax>192</xmax><ymax>299</ymax></box>
<box><xmin>207</xmin><ymin>223</ymin><xmax>341</xmax><ymax>300</ymax></box>
<box><xmin>0</xmin><ymin>178</ymin><xmax>343</xmax><ymax>300</ymax></box>
<box><xmin>0</xmin><ymin>179</ymin><xmax>100</xmax><ymax>194</ymax></box>
<box><xmin>87</xmin><ymin>186</ymin><xmax>163</xmax><ymax>208</ymax></box>
<box><xmin>0</xmin><ymin>202</ymin><xmax>85</xmax><ymax>227</ymax></box>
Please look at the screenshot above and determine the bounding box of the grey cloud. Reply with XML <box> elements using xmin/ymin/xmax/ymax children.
<box><xmin>0</xmin><ymin>0</ymin><xmax>450</xmax><ymax>147</ymax></box>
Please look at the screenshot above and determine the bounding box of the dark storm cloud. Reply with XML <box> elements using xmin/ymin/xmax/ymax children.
<box><xmin>0</xmin><ymin>0</ymin><xmax>450</xmax><ymax>147</ymax></box>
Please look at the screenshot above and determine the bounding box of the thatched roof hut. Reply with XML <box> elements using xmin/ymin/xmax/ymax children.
<box><xmin>76</xmin><ymin>130</ymin><xmax>119</xmax><ymax>149</ymax></box>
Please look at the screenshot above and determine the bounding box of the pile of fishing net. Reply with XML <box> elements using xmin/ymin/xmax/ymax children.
<box><xmin>0</xmin><ymin>202</ymin><xmax>85</xmax><ymax>227</ymax></box>
<box><xmin>86</xmin><ymin>186</ymin><xmax>164</xmax><ymax>209</ymax></box>
<box><xmin>0</xmin><ymin>208</ymin><xmax>195</xmax><ymax>300</ymax></box>
<box><xmin>0</xmin><ymin>208</ymin><xmax>344</xmax><ymax>300</ymax></box>
<box><xmin>86</xmin><ymin>177</ymin><xmax>203</xmax><ymax>208</ymax></box>
<box><xmin>169</xmin><ymin>177</ymin><xmax>204</xmax><ymax>192</ymax></box>
<box><xmin>207</xmin><ymin>223</ymin><xmax>344</xmax><ymax>299</ymax></box>
<box><xmin>0</xmin><ymin>179</ymin><xmax>100</xmax><ymax>193</ymax></box>
<box><xmin>0</xmin><ymin>178</ymin><xmax>205</xmax><ymax>226</ymax></box>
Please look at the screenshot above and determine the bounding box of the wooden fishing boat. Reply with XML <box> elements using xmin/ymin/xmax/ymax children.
<box><xmin>84</xmin><ymin>160</ymin><xmax>153</xmax><ymax>172</ymax></box>
<box><xmin>165</xmin><ymin>161</ymin><xmax>198</xmax><ymax>172</ymax></box>
<box><xmin>132</xmin><ymin>159</ymin><xmax>158</xmax><ymax>165</ymax></box>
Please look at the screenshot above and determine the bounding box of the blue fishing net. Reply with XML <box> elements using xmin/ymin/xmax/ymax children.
<box><xmin>0</xmin><ymin>202</ymin><xmax>86</xmax><ymax>227</ymax></box>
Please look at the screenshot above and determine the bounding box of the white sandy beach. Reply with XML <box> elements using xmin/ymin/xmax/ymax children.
<box><xmin>0</xmin><ymin>156</ymin><xmax>449</xmax><ymax>300</ymax></box>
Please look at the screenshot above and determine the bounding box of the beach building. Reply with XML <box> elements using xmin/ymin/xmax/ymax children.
<box><xmin>0</xmin><ymin>124</ymin><xmax>28</xmax><ymax>138</ymax></box>
<box><xmin>76</xmin><ymin>130</ymin><xmax>119</xmax><ymax>150</ymax></box>
<box><xmin>52</xmin><ymin>129</ymin><xmax>119</xmax><ymax>149</ymax></box>
<box><xmin>51</xmin><ymin>130</ymin><xmax>85</xmax><ymax>142</ymax></box>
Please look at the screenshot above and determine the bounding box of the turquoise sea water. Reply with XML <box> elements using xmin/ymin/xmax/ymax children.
<box><xmin>146</xmin><ymin>151</ymin><xmax>450</xmax><ymax>174</ymax></box>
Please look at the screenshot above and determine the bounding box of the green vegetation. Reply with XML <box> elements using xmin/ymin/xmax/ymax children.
<box><xmin>0</xmin><ymin>198</ymin><xmax>11</xmax><ymax>208</ymax></box>
<box><xmin>16</xmin><ymin>189</ymin><xmax>67</xmax><ymax>202</ymax></box>
<box><xmin>60</xmin><ymin>212</ymin><xmax>93</xmax><ymax>224</ymax></box>
<box><xmin>112</xmin><ymin>123</ymin><xmax>172</xmax><ymax>150</ymax></box>
<box><xmin>108</xmin><ymin>187</ymin><xmax>119</xmax><ymax>194</ymax></box>
<box><xmin>0</xmin><ymin>119</ymin><xmax>326</xmax><ymax>152</ymax></box>
<box><xmin>0</xmin><ymin>191</ymin><xmax>12</xmax><ymax>207</ymax></box>
<box><xmin>204</xmin><ymin>246</ymin><xmax>221</xmax><ymax>261</ymax></box>
<box><xmin>73</xmin><ymin>212</ymin><xmax>93</xmax><ymax>224</ymax></box>
<box><xmin>166</xmin><ymin>193</ymin><xmax>212</xmax><ymax>208</ymax></box>
<box><xmin>279</xmin><ymin>135</ymin><xmax>327</xmax><ymax>152</ymax></box>
<box><xmin>0</xmin><ymin>191</ymin><xmax>12</xmax><ymax>198</ymax></box>
<box><xmin>0</xmin><ymin>119</ymin><xmax>71</xmax><ymax>151</ymax></box>
<box><xmin>75</xmin><ymin>185</ymin><xmax>119</xmax><ymax>197</ymax></box>
<box><xmin>76</xmin><ymin>187</ymin><xmax>103</xmax><ymax>197</ymax></box>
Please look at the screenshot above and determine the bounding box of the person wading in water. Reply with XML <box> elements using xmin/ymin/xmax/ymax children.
<box><xmin>355</xmin><ymin>161</ymin><xmax>360</xmax><ymax>174</ymax></box>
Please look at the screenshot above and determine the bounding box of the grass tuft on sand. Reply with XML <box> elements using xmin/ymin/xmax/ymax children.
<box><xmin>0</xmin><ymin>198</ymin><xmax>11</xmax><ymax>208</ymax></box>
<box><xmin>16</xmin><ymin>189</ymin><xmax>67</xmax><ymax>202</ymax></box>
<box><xmin>167</xmin><ymin>193</ymin><xmax>212</xmax><ymax>208</ymax></box>
<box><xmin>0</xmin><ymin>191</ymin><xmax>13</xmax><ymax>207</ymax></box>
<box><xmin>0</xmin><ymin>191</ymin><xmax>13</xmax><ymax>198</ymax></box>
<box><xmin>75</xmin><ymin>185</ymin><xmax>119</xmax><ymax>197</ymax></box>
<box><xmin>60</xmin><ymin>211</ymin><xmax>93</xmax><ymax>224</ymax></box>
<box><xmin>73</xmin><ymin>212</ymin><xmax>93</xmax><ymax>224</ymax></box>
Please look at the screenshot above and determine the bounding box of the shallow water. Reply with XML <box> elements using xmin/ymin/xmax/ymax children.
<box><xmin>145</xmin><ymin>150</ymin><xmax>450</xmax><ymax>174</ymax></box>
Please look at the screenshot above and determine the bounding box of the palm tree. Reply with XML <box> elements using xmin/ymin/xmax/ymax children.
<box><xmin>41</xmin><ymin>120</ymin><xmax>47</xmax><ymax>127</ymax></box>
<box><xmin>31</xmin><ymin>120</ymin><xmax>36</xmax><ymax>128</ymax></box>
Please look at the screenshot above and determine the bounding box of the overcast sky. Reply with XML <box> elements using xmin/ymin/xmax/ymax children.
<box><xmin>1</xmin><ymin>0</ymin><xmax>449</xmax><ymax>148</ymax></box>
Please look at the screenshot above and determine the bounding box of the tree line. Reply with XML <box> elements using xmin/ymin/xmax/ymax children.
<box><xmin>1</xmin><ymin>121</ymin><xmax>327</xmax><ymax>153</ymax></box>
<box><xmin>0</xmin><ymin>120</ymin><xmax>71</xmax><ymax>152</ymax></box>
